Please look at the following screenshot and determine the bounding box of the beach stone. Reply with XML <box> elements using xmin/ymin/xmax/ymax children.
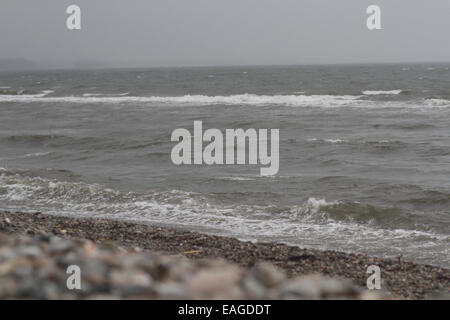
<box><xmin>359</xmin><ymin>290</ymin><xmax>391</xmax><ymax>300</ymax></box>
<box><xmin>251</xmin><ymin>262</ymin><xmax>286</xmax><ymax>288</ymax></box>
<box><xmin>75</xmin><ymin>260</ymin><xmax>109</xmax><ymax>293</ymax></box>
<box><xmin>240</xmin><ymin>275</ymin><xmax>268</xmax><ymax>299</ymax></box>
<box><xmin>0</xmin><ymin>278</ymin><xmax>18</xmax><ymax>298</ymax></box>
<box><xmin>283</xmin><ymin>274</ymin><xmax>362</xmax><ymax>299</ymax></box>
<box><xmin>165</xmin><ymin>258</ymin><xmax>195</xmax><ymax>281</ymax></box>
<box><xmin>186</xmin><ymin>264</ymin><xmax>243</xmax><ymax>298</ymax></box>
<box><xmin>35</xmin><ymin>231</ymin><xmax>51</xmax><ymax>242</ymax></box>
<box><xmin>148</xmin><ymin>255</ymin><xmax>193</xmax><ymax>281</ymax></box>
<box><xmin>110</xmin><ymin>269</ymin><xmax>152</xmax><ymax>288</ymax></box>
<box><xmin>0</xmin><ymin>257</ymin><xmax>30</xmax><ymax>275</ymax></box>
<box><xmin>0</xmin><ymin>215</ymin><xmax>447</xmax><ymax>300</ymax></box>
<box><xmin>317</xmin><ymin>276</ymin><xmax>361</xmax><ymax>297</ymax></box>
<box><xmin>48</xmin><ymin>239</ymin><xmax>73</xmax><ymax>253</ymax></box>
<box><xmin>86</xmin><ymin>294</ymin><xmax>120</xmax><ymax>300</ymax></box>
<box><xmin>213</xmin><ymin>286</ymin><xmax>246</xmax><ymax>300</ymax></box>
<box><xmin>282</xmin><ymin>276</ymin><xmax>322</xmax><ymax>299</ymax></box>
<box><xmin>41</xmin><ymin>283</ymin><xmax>61</xmax><ymax>300</ymax></box>
<box><xmin>155</xmin><ymin>282</ymin><xmax>188</xmax><ymax>299</ymax></box>
<box><xmin>0</xmin><ymin>247</ymin><xmax>15</xmax><ymax>260</ymax></box>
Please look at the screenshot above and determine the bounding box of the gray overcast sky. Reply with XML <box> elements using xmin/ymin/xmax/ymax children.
<box><xmin>1</xmin><ymin>0</ymin><xmax>450</xmax><ymax>68</ymax></box>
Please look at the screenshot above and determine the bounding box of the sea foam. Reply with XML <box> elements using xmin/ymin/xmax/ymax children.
<box><xmin>0</xmin><ymin>93</ymin><xmax>362</xmax><ymax>107</ymax></box>
<box><xmin>0</xmin><ymin>172</ymin><xmax>448</xmax><ymax>265</ymax></box>
<box><xmin>362</xmin><ymin>90</ymin><xmax>402</xmax><ymax>95</ymax></box>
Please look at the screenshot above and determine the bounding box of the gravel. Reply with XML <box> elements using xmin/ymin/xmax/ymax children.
<box><xmin>0</xmin><ymin>211</ymin><xmax>448</xmax><ymax>299</ymax></box>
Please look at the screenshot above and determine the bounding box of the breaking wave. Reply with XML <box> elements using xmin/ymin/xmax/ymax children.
<box><xmin>307</xmin><ymin>138</ymin><xmax>347</xmax><ymax>144</ymax></box>
<box><xmin>82</xmin><ymin>92</ymin><xmax>129</xmax><ymax>97</ymax></box>
<box><xmin>0</xmin><ymin>169</ymin><xmax>447</xmax><ymax>265</ymax></box>
<box><xmin>306</xmin><ymin>138</ymin><xmax>408</xmax><ymax>150</ymax></box>
<box><xmin>0</xmin><ymin>92</ymin><xmax>362</xmax><ymax>107</ymax></box>
<box><xmin>362</xmin><ymin>90</ymin><xmax>402</xmax><ymax>95</ymax></box>
<box><xmin>423</xmin><ymin>98</ymin><xmax>450</xmax><ymax>107</ymax></box>
<box><xmin>1</xmin><ymin>91</ymin><xmax>450</xmax><ymax>111</ymax></box>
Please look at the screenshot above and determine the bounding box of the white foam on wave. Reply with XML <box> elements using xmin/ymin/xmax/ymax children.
<box><xmin>0</xmin><ymin>152</ymin><xmax>54</xmax><ymax>161</ymax></box>
<box><xmin>307</xmin><ymin>138</ymin><xmax>346</xmax><ymax>144</ymax></box>
<box><xmin>21</xmin><ymin>152</ymin><xmax>53</xmax><ymax>159</ymax></box>
<box><xmin>82</xmin><ymin>92</ymin><xmax>129</xmax><ymax>97</ymax></box>
<box><xmin>3</xmin><ymin>91</ymin><xmax>449</xmax><ymax>111</ymax></box>
<box><xmin>82</xmin><ymin>93</ymin><xmax>102</xmax><ymax>97</ymax></box>
<box><xmin>0</xmin><ymin>90</ymin><xmax>54</xmax><ymax>99</ymax></box>
<box><xmin>362</xmin><ymin>90</ymin><xmax>402</xmax><ymax>95</ymax></box>
<box><xmin>0</xmin><ymin>171</ymin><xmax>448</xmax><ymax>265</ymax></box>
<box><xmin>423</xmin><ymin>98</ymin><xmax>450</xmax><ymax>107</ymax></box>
<box><xmin>216</xmin><ymin>176</ymin><xmax>257</xmax><ymax>181</ymax></box>
<box><xmin>0</xmin><ymin>93</ymin><xmax>362</xmax><ymax>107</ymax></box>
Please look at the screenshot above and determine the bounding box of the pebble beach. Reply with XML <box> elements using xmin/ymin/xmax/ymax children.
<box><xmin>0</xmin><ymin>211</ymin><xmax>448</xmax><ymax>300</ymax></box>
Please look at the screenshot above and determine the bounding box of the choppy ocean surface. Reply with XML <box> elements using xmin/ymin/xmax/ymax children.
<box><xmin>0</xmin><ymin>64</ymin><xmax>449</xmax><ymax>267</ymax></box>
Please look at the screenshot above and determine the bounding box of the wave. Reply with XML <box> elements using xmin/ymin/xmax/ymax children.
<box><xmin>306</xmin><ymin>138</ymin><xmax>407</xmax><ymax>149</ymax></box>
<box><xmin>299</xmin><ymin>199</ymin><xmax>405</xmax><ymax>226</ymax></box>
<box><xmin>305</xmin><ymin>137</ymin><xmax>450</xmax><ymax>156</ymax></box>
<box><xmin>0</xmin><ymin>152</ymin><xmax>53</xmax><ymax>161</ymax></box>
<box><xmin>1</xmin><ymin>91</ymin><xmax>450</xmax><ymax>110</ymax></box>
<box><xmin>423</xmin><ymin>98</ymin><xmax>450</xmax><ymax>107</ymax></box>
<box><xmin>82</xmin><ymin>92</ymin><xmax>129</xmax><ymax>97</ymax></box>
<box><xmin>21</xmin><ymin>152</ymin><xmax>53</xmax><ymax>159</ymax></box>
<box><xmin>0</xmin><ymin>169</ymin><xmax>432</xmax><ymax>229</ymax></box>
<box><xmin>307</xmin><ymin>138</ymin><xmax>346</xmax><ymax>144</ymax></box>
<box><xmin>1</xmin><ymin>134</ymin><xmax>167</xmax><ymax>152</ymax></box>
<box><xmin>362</xmin><ymin>90</ymin><xmax>402</xmax><ymax>95</ymax></box>
<box><xmin>0</xmin><ymin>93</ymin><xmax>362</xmax><ymax>107</ymax></box>
<box><xmin>2</xmin><ymin>134</ymin><xmax>94</xmax><ymax>147</ymax></box>
<box><xmin>375</xmin><ymin>123</ymin><xmax>436</xmax><ymax>130</ymax></box>
<box><xmin>0</xmin><ymin>90</ymin><xmax>54</xmax><ymax>98</ymax></box>
<box><xmin>0</xmin><ymin>170</ymin><xmax>447</xmax><ymax>265</ymax></box>
<box><xmin>0</xmin><ymin>89</ymin><xmax>36</xmax><ymax>95</ymax></box>
<box><xmin>214</xmin><ymin>176</ymin><xmax>257</xmax><ymax>181</ymax></box>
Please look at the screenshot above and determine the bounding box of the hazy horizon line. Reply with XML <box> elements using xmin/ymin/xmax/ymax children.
<box><xmin>1</xmin><ymin>59</ymin><xmax>450</xmax><ymax>72</ymax></box>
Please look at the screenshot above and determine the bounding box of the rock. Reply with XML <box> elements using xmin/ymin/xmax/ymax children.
<box><xmin>282</xmin><ymin>276</ymin><xmax>322</xmax><ymax>299</ymax></box>
<box><xmin>110</xmin><ymin>270</ymin><xmax>152</xmax><ymax>288</ymax></box>
<box><xmin>240</xmin><ymin>275</ymin><xmax>268</xmax><ymax>299</ymax></box>
<box><xmin>35</xmin><ymin>231</ymin><xmax>51</xmax><ymax>242</ymax></box>
<box><xmin>316</xmin><ymin>276</ymin><xmax>360</xmax><ymax>298</ymax></box>
<box><xmin>282</xmin><ymin>275</ymin><xmax>362</xmax><ymax>299</ymax></box>
<box><xmin>186</xmin><ymin>264</ymin><xmax>243</xmax><ymax>298</ymax></box>
<box><xmin>48</xmin><ymin>239</ymin><xmax>73</xmax><ymax>254</ymax></box>
<box><xmin>359</xmin><ymin>290</ymin><xmax>392</xmax><ymax>300</ymax></box>
<box><xmin>155</xmin><ymin>282</ymin><xmax>188</xmax><ymax>299</ymax></box>
<box><xmin>251</xmin><ymin>263</ymin><xmax>286</xmax><ymax>288</ymax></box>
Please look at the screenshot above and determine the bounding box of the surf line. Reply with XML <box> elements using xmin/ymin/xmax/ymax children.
<box><xmin>171</xmin><ymin>121</ymin><xmax>279</xmax><ymax>176</ymax></box>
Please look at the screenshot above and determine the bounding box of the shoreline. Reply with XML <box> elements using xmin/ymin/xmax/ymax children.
<box><xmin>1</xmin><ymin>210</ymin><xmax>449</xmax><ymax>299</ymax></box>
